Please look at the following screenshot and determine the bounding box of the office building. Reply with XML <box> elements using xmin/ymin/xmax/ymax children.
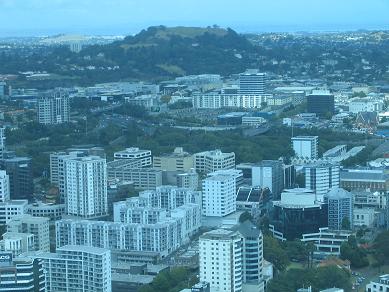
<box><xmin>239</xmin><ymin>69</ymin><xmax>266</xmax><ymax>95</ymax></box>
<box><xmin>305</xmin><ymin>163</ymin><xmax>340</xmax><ymax>201</ymax></box>
<box><xmin>252</xmin><ymin>160</ymin><xmax>284</xmax><ymax>198</ymax></box>
<box><xmin>0</xmin><ymin>254</ymin><xmax>45</xmax><ymax>291</ymax></box>
<box><xmin>307</xmin><ymin>90</ymin><xmax>335</xmax><ymax>116</ymax></box>
<box><xmin>27</xmin><ymin>201</ymin><xmax>65</xmax><ymax>221</ymax></box>
<box><xmin>64</xmin><ymin>156</ymin><xmax>108</xmax><ymax>219</ymax></box>
<box><xmin>24</xmin><ymin>245</ymin><xmax>111</xmax><ymax>292</ymax></box>
<box><xmin>0</xmin><ymin>157</ymin><xmax>33</xmax><ymax>200</ymax></box>
<box><xmin>114</xmin><ymin>147</ymin><xmax>152</xmax><ymax>167</ymax></box>
<box><xmin>177</xmin><ymin>169</ymin><xmax>199</xmax><ymax>190</ymax></box>
<box><xmin>366</xmin><ymin>274</ymin><xmax>389</xmax><ymax>292</ymax></box>
<box><xmin>199</xmin><ymin>221</ymin><xmax>264</xmax><ymax>292</ymax></box>
<box><xmin>0</xmin><ymin>127</ymin><xmax>5</xmax><ymax>159</ymax></box>
<box><xmin>270</xmin><ymin>188</ymin><xmax>328</xmax><ymax>240</ymax></box>
<box><xmin>37</xmin><ymin>89</ymin><xmax>70</xmax><ymax>125</ymax></box>
<box><xmin>283</xmin><ymin>164</ymin><xmax>296</xmax><ymax>189</ymax></box>
<box><xmin>236</xmin><ymin>186</ymin><xmax>273</xmax><ymax>219</ymax></box>
<box><xmin>0</xmin><ymin>200</ymin><xmax>28</xmax><ymax>224</ymax></box>
<box><xmin>0</xmin><ymin>170</ymin><xmax>9</xmax><ymax>202</ymax></box>
<box><xmin>202</xmin><ymin>173</ymin><xmax>236</xmax><ymax>217</ymax></box>
<box><xmin>153</xmin><ymin>147</ymin><xmax>194</xmax><ymax>172</ymax></box>
<box><xmin>194</xmin><ymin>149</ymin><xmax>235</xmax><ymax>174</ymax></box>
<box><xmin>292</xmin><ymin>136</ymin><xmax>319</xmax><ymax>159</ymax></box>
<box><xmin>326</xmin><ymin>188</ymin><xmax>353</xmax><ymax>230</ymax></box>
<box><xmin>7</xmin><ymin>215</ymin><xmax>50</xmax><ymax>252</ymax></box>
<box><xmin>107</xmin><ymin>162</ymin><xmax>162</xmax><ymax>189</ymax></box>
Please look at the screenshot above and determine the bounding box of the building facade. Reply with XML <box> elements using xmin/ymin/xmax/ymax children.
<box><xmin>7</xmin><ymin>215</ymin><xmax>50</xmax><ymax>252</ymax></box>
<box><xmin>202</xmin><ymin>174</ymin><xmax>236</xmax><ymax>217</ymax></box>
<box><xmin>0</xmin><ymin>254</ymin><xmax>45</xmax><ymax>291</ymax></box>
<box><xmin>153</xmin><ymin>147</ymin><xmax>194</xmax><ymax>172</ymax></box>
<box><xmin>0</xmin><ymin>170</ymin><xmax>10</xmax><ymax>203</ymax></box>
<box><xmin>199</xmin><ymin>221</ymin><xmax>264</xmax><ymax>292</ymax></box>
<box><xmin>113</xmin><ymin>147</ymin><xmax>152</xmax><ymax>167</ymax></box>
<box><xmin>1</xmin><ymin>157</ymin><xmax>33</xmax><ymax>200</ymax></box>
<box><xmin>326</xmin><ymin>188</ymin><xmax>353</xmax><ymax>230</ymax></box>
<box><xmin>239</xmin><ymin>69</ymin><xmax>266</xmax><ymax>95</ymax></box>
<box><xmin>194</xmin><ymin>149</ymin><xmax>235</xmax><ymax>174</ymax></box>
<box><xmin>24</xmin><ymin>245</ymin><xmax>111</xmax><ymax>292</ymax></box>
<box><xmin>305</xmin><ymin>163</ymin><xmax>340</xmax><ymax>201</ymax></box>
<box><xmin>37</xmin><ymin>89</ymin><xmax>70</xmax><ymax>125</ymax></box>
<box><xmin>64</xmin><ymin>156</ymin><xmax>108</xmax><ymax>219</ymax></box>
<box><xmin>292</xmin><ymin>136</ymin><xmax>319</xmax><ymax>160</ymax></box>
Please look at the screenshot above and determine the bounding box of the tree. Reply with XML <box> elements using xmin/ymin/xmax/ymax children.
<box><xmin>340</xmin><ymin>236</ymin><xmax>369</xmax><ymax>268</ymax></box>
<box><xmin>263</xmin><ymin>235</ymin><xmax>290</xmax><ymax>272</ymax></box>
<box><xmin>372</xmin><ymin>231</ymin><xmax>389</xmax><ymax>264</ymax></box>
<box><xmin>239</xmin><ymin>211</ymin><xmax>253</xmax><ymax>223</ymax></box>
<box><xmin>341</xmin><ymin>217</ymin><xmax>351</xmax><ymax>230</ymax></box>
<box><xmin>267</xmin><ymin>266</ymin><xmax>352</xmax><ymax>292</ymax></box>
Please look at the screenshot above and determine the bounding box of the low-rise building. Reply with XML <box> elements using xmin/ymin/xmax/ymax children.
<box><xmin>353</xmin><ymin>208</ymin><xmax>376</xmax><ymax>227</ymax></box>
<box><xmin>114</xmin><ymin>147</ymin><xmax>152</xmax><ymax>167</ymax></box>
<box><xmin>366</xmin><ymin>274</ymin><xmax>389</xmax><ymax>292</ymax></box>
<box><xmin>301</xmin><ymin>227</ymin><xmax>353</xmax><ymax>258</ymax></box>
<box><xmin>340</xmin><ymin>169</ymin><xmax>389</xmax><ymax>192</ymax></box>
<box><xmin>0</xmin><ymin>200</ymin><xmax>28</xmax><ymax>224</ymax></box>
<box><xmin>194</xmin><ymin>149</ymin><xmax>235</xmax><ymax>174</ymax></box>
<box><xmin>7</xmin><ymin>215</ymin><xmax>50</xmax><ymax>252</ymax></box>
<box><xmin>27</xmin><ymin>201</ymin><xmax>65</xmax><ymax>221</ymax></box>
<box><xmin>153</xmin><ymin>147</ymin><xmax>194</xmax><ymax>172</ymax></box>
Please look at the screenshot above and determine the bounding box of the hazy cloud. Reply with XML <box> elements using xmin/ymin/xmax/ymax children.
<box><xmin>0</xmin><ymin>0</ymin><xmax>388</xmax><ymax>36</ymax></box>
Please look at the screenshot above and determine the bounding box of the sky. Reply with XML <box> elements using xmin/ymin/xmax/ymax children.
<box><xmin>0</xmin><ymin>0</ymin><xmax>389</xmax><ymax>37</ymax></box>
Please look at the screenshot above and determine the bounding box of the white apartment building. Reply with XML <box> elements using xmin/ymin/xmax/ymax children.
<box><xmin>292</xmin><ymin>136</ymin><xmax>319</xmax><ymax>159</ymax></box>
<box><xmin>0</xmin><ymin>127</ymin><xmax>5</xmax><ymax>159</ymax></box>
<box><xmin>194</xmin><ymin>149</ymin><xmax>235</xmax><ymax>174</ymax></box>
<box><xmin>0</xmin><ymin>200</ymin><xmax>28</xmax><ymax>224</ymax></box>
<box><xmin>38</xmin><ymin>89</ymin><xmax>70</xmax><ymax>125</ymax></box>
<box><xmin>199</xmin><ymin>221</ymin><xmax>264</xmax><ymax>292</ymax></box>
<box><xmin>366</xmin><ymin>274</ymin><xmax>389</xmax><ymax>292</ymax></box>
<box><xmin>193</xmin><ymin>93</ymin><xmax>271</xmax><ymax>109</ymax></box>
<box><xmin>7</xmin><ymin>214</ymin><xmax>50</xmax><ymax>252</ymax></box>
<box><xmin>56</xmin><ymin>186</ymin><xmax>201</xmax><ymax>258</ymax></box>
<box><xmin>305</xmin><ymin>163</ymin><xmax>340</xmax><ymax>201</ymax></box>
<box><xmin>113</xmin><ymin>147</ymin><xmax>152</xmax><ymax>167</ymax></box>
<box><xmin>64</xmin><ymin>156</ymin><xmax>108</xmax><ymax>219</ymax></box>
<box><xmin>24</xmin><ymin>245</ymin><xmax>112</xmax><ymax>292</ymax></box>
<box><xmin>0</xmin><ymin>170</ymin><xmax>10</xmax><ymax>202</ymax></box>
<box><xmin>202</xmin><ymin>174</ymin><xmax>236</xmax><ymax>217</ymax></box>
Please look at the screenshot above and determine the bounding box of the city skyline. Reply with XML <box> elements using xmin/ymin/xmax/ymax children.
<box><xmin>0</xmin><ymin>0</ymin><xmax>389</xmax><ymax>36</ymax></box>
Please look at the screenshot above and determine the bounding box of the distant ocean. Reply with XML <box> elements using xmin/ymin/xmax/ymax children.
<box><xmin>1</xmin><ymin>22</ymin><xmax>389</xmax><ymax>38</ymax></box>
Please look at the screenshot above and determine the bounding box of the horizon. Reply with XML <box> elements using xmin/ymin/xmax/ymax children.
<box><xmin>2</xmin><ymin>23</ymin><xmax>389</xmax><ymax>39</ymax></box>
